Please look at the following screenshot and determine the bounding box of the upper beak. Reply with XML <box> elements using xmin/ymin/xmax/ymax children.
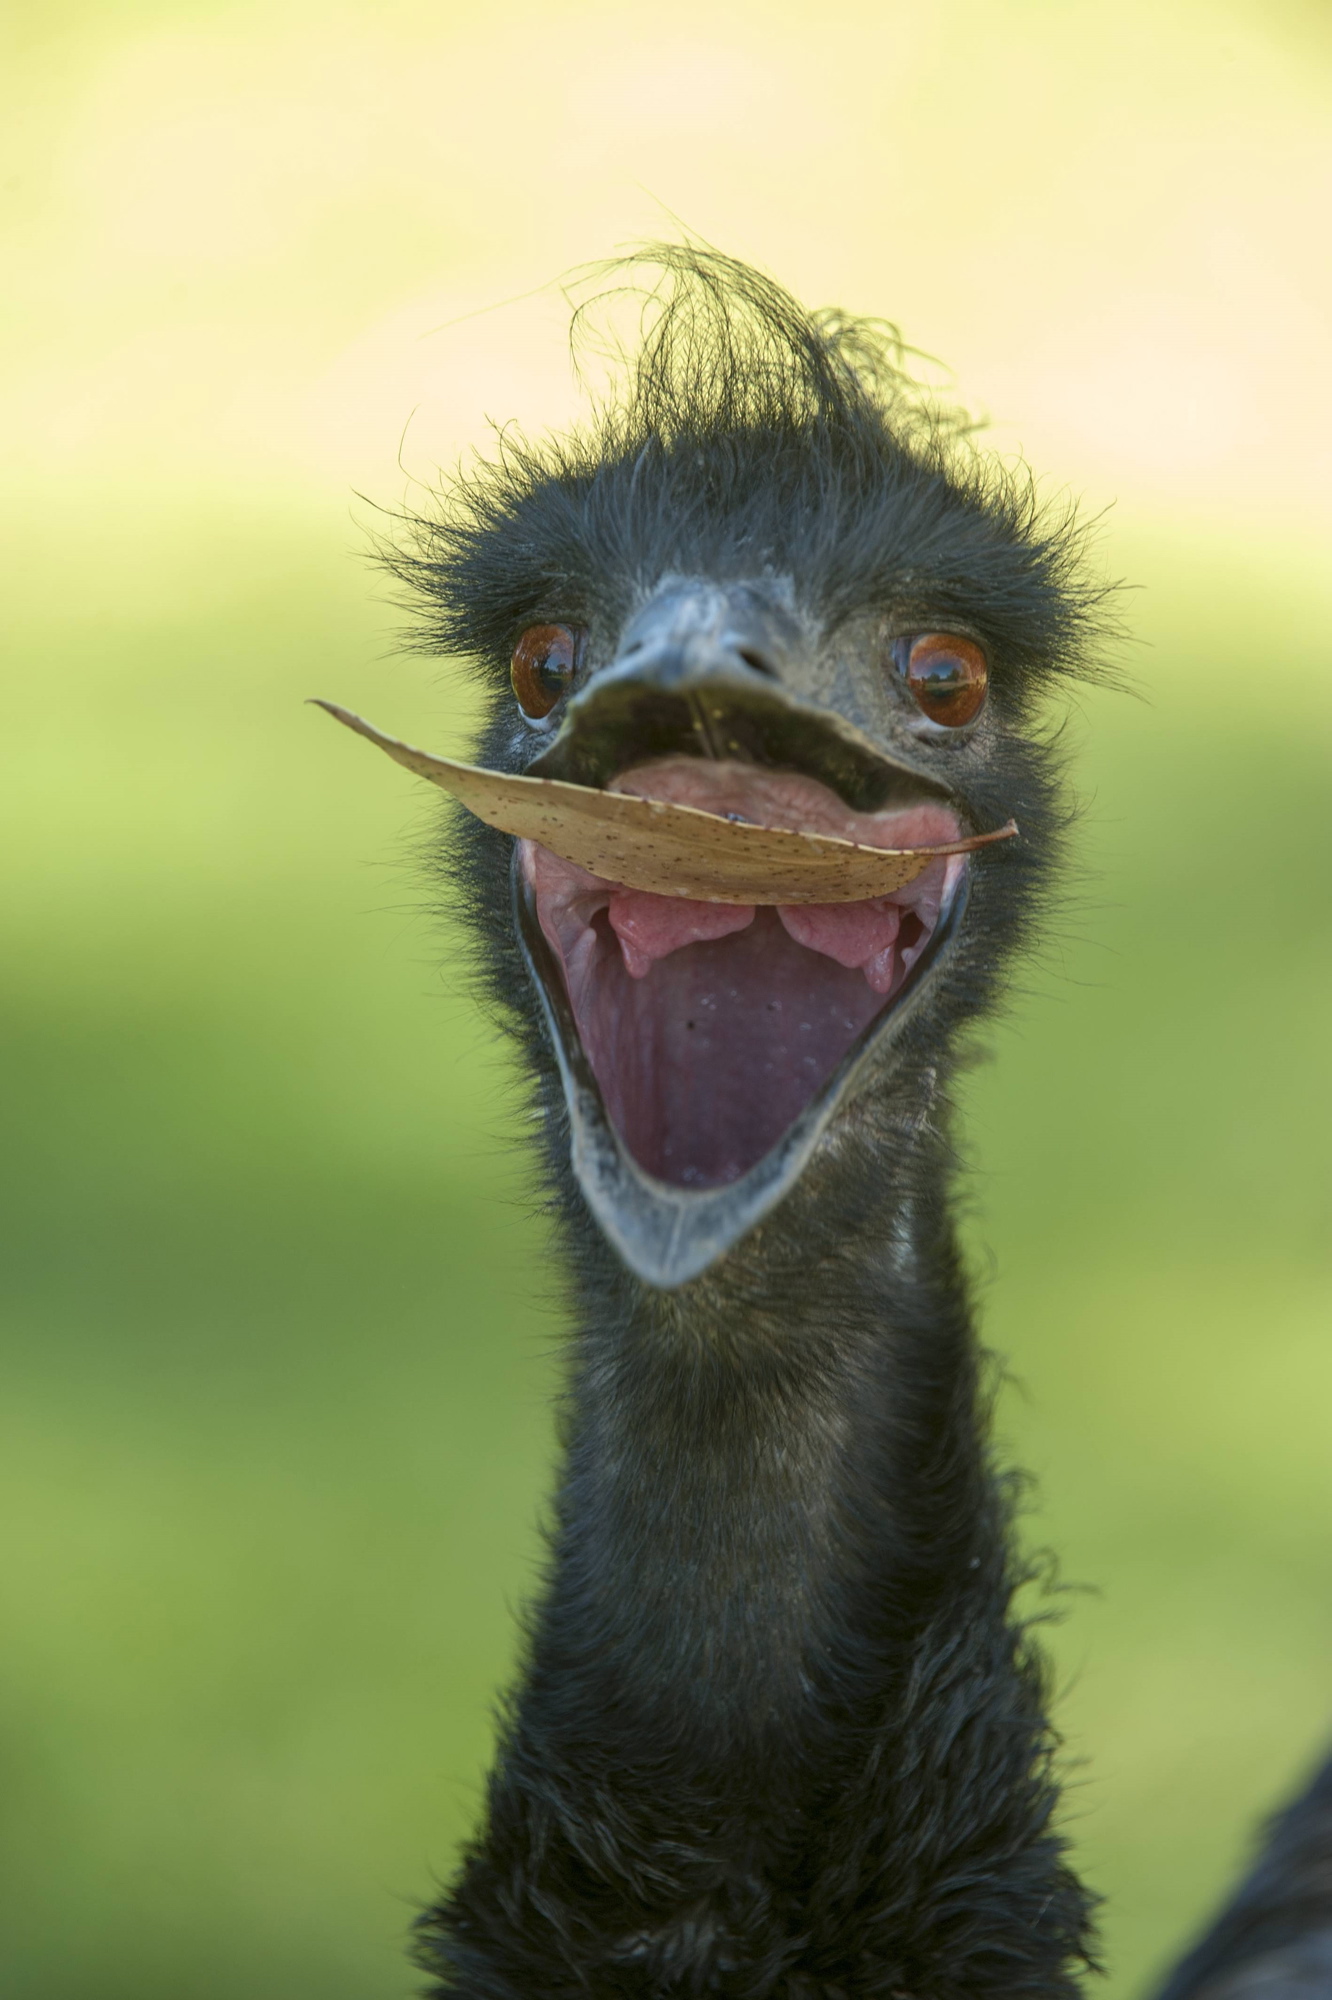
<box><xmin>528</xmin><ymin>579</ymin><xmax>947</xmax><ymax>815</ymax></box>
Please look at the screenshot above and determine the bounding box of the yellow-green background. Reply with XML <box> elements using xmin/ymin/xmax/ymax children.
<box><xmin>3</xmin><ymin>3</ymin><xmax>1330</xmax><ymax>1995</ymax></box>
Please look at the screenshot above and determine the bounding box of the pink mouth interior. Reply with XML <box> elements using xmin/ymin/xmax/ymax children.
<box><xmin>526</xmin><ymin>759</ymin><xmax>963</xmax><ymax>1189</ymax></box>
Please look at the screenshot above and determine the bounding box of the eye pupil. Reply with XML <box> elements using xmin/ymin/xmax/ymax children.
<box><xmin>511</xmin><ymin>623</ymin><xmax>580</xmax><ymax>720</ymax></box>
<box><xmin>896</xmin><ymin>632</ymin><xmax>988</xmax><ymax>727</ymax></box>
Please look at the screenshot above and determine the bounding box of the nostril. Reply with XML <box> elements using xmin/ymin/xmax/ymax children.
<box><xmin>735</xmin><ymin>646</ymin><xmax>778</xmax><ymax>678</ymax></box>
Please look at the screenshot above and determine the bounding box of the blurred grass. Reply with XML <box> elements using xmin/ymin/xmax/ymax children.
<box><xmin>0</xmin><ymin>489</ymin><xmax>558</xmax><ymax>1998</ymax></box>
<box><xmin>4</xmin><ymin>0</ymin><xmax>1330</xmax><ymax>1990</ymax></box>
<box><xmin>1</xmin><ymin>484</ymin><xmax>1329</xmax><ymax>1998</ymax></box>
<box><xmin>976</xmin><ymin>524</ymin><xmax>1332</xmax><ymax>1975</ymax></box>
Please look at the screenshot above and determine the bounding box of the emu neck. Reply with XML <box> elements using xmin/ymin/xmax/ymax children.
<box><xmin>542</xmin><ymin>1153</ymin><xmax>994</xmax><ymax>1773</ymax></box>
<box><xmin>421</xmin><ymin>1103</ymin><xmax>1092</xmax><ymax>1998</ymax></box>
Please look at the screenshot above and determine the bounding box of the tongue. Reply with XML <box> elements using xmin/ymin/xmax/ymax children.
<box><xmin>607</xmin><ymin>888</ymin><xmax>903</xmax><ymax>990</ymax></box>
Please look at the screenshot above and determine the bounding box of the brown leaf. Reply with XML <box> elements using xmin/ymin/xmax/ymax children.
<box><xmin>312</xmin><ymin>701</ymin><xmax>1017</xmax><ymax>905</ymax></box>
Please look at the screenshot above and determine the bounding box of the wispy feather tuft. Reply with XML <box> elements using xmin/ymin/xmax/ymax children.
<box><xmin>383</xmin><ymin>244</ymin><xmax>1116</xmax><ymax>708</ymax></box>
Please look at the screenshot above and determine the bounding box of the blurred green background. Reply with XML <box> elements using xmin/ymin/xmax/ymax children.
<box><xmin>2</xmin><ymin>3</ymin><xmax>1330</xmax><ymax>1995</ymax></box>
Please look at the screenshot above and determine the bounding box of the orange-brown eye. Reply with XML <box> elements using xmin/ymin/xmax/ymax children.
<box><xmin>511</xmin><ymin>624</ymin><xmax>581</xmax><ymax>720</ymax></box>
<box><xmin>894</xmin><ymin>632</ymin><xmax>988</xmax><ymax>727</ymax></box>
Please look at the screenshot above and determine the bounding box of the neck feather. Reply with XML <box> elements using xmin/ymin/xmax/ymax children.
<box><xmin>414</xmin><ymin>1111</ymin><xmax>1095</xmax><ymax>2000</ymax></box>
<box><xmin>543</xmin><ymin>1166</ymin><xmax>994</xmax><ymax>1766</ymax></box>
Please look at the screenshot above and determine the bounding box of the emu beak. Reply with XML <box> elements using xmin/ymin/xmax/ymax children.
<box><xmin>317</xmin><ymin>581</ymin><xmax>1014</xmax><ymax>1289</ymax></box>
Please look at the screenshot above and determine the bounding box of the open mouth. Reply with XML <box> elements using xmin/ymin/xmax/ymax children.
<box><xmin>312</xmin><ymin>658</ymin><xmax>991</xmax><ymax>1287</ymax></box>
<box><xmin>521</xmin><ymin>757</ymin><xmax>965</xmax><ymax>1194</ymax></box>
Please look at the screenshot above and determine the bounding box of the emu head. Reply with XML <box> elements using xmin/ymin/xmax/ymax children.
<box><xmin>355</xmin><ymin>251</ymin><xmax>1103</xmax><ymax>1290</ymax></box>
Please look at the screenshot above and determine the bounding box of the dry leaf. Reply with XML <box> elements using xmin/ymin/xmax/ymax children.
<box><xmin>313</xmin><ymin>701</ymin><xmax>1016</xmax><ymax>904</ymax></box>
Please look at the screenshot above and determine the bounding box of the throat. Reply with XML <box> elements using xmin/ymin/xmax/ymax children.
<box><xmin>542</xmin><ymin>1192</ymin><xmax>988</xmax><ymax>1761</ymax></box>
<box><xmin>427</xmin><ymin>1138</ymin><xmax>1095</xmax><ymax>2000</ymax></box>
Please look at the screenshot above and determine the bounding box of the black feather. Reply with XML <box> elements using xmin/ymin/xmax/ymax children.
<box><xmin>1152</xmin><ymin>1759</ymin><xmax>1332</xmax><ymax>2000</ymax></box>
<box><xmin>384</xmin><ymin>247</ymin><xmax>1114</xmax><ymax>1998</ymax></box>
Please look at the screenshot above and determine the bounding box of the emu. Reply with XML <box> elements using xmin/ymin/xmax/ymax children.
<box><xmin>324</xmin><ymin>250</ymin><xmax>1332</xmax><ymax>2000</ymax></box>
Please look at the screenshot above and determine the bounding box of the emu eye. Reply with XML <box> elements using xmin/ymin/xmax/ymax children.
<box><xmin>894</xmin><ymin>632</ymin><xmax>988</xmax><ymax>728</ymax></box>
<box><xmin>511</xmin><ymin>624</ymin><xmax>581</xmax><ymax>720</ymax></box>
